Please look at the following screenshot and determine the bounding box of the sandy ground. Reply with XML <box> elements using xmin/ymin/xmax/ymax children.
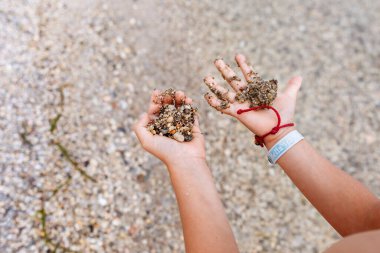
<box><xmin>1</xmin><ymin>0</ymin><xmax>380</xmax><ymax>252</ymax></box>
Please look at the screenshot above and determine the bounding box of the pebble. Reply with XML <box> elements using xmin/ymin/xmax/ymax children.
<box><xmin>166</xmin><ymin>116</ymin><xmax>173</xmax><ymax>123</ymax></box>
<box><xmin>173</xmin><ymin>132</ymin><xmax>185</xmax><ymax>142</ymax></box>
<box><xmin>98</xmin><ymin>196</ymin><xmax>107</xmax><ymax>206</ymax></box>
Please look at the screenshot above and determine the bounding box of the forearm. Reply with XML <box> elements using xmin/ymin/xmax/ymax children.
<box><xmin>167</xmin><ymin>159</ymin><xmax>239</xmax><ymax>253</ymax></box>
<box><xmin>265</xmin><ymin>130</ymin><xmax>380</xmax><ymax>236</ymax></box>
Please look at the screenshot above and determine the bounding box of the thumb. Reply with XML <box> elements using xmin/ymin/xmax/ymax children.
<box><xmin>133</xmin><ymin>113</ymin><xmax>151</xmax><ymax>145</ymax></box>
<box><xmin>284</xmin><ymin>76</ymin><xmax>302</xmax><ymax>97</ymax></box>
<box><xmin>192</xmin><ymin>115</ymin><xmax>201</xmax><ymax>132</ymax></box>
<box><xmin>191</xmin><ymin>115</ymin><xmax>204</xmax><ymax>141</ymax></box>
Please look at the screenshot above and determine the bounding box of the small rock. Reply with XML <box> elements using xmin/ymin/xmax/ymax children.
<box><xmin>98</xmin><ymin>196</ymin><xmax>107</xmax><ymax>206</ymax></box>
<box><xmin>136</xmin><ymin>174</ymin><xmax>145</xmax><ymax>183</ymax></box>
<box><xmin>167</xmin><ymin>104</ymin><xmax>175</xmax><ymax>110</ymax></box>
<box><xmin>173</xmin><ymin>132</ymin><xmax>184</xmax><ymax>142</ymax></box>
<box><xmin>167</xmin><ymin>116</ymin><xmax>173</xmax><ymax>123</ymax></box>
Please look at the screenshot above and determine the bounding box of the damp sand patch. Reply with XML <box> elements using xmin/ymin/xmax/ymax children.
<box><xmin>235</xmin><ymin>70</ymin><xmax>278</xmax><ymax>107</ymax></box>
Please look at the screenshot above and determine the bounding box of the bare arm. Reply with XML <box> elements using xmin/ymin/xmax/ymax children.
<box><xmin>134</xmin><ymin>90</ymin><xmax>239</xmax><ymax>253</ymax></box>
<box><xmin>265</xmin><ymin>130</ymin><xmax>380</xmax><ymax>236</ymax></box>
<box><xmin>168</xmin><ymin>159</ymin><xmax>239</xmax><ymax>253</ymax></box>
<box><xmin>204</xmin><ymin>54</ymin><xmax>380</xmax><ymax>237</ymax></box>
<box><xmin>324</xmin><ymin>229</ymin><xmax>380</xmax><ymax>253</ymax></box>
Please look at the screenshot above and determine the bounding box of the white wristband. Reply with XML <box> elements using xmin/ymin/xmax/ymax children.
<box><xmin>267</xmin><ymin>130</ymin><xmax>304</xmax><ymax>164</ymax></box>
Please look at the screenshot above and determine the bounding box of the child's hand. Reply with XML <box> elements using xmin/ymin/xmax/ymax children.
<box><xmin>133</xmin><ymin>90</ymin><xmax>205</xmax><ymax>167</ymax></box>
<box><xmin>204</xmin><ymin>54</ymin><xmax>302</xmax><ymax>148</ymax></box>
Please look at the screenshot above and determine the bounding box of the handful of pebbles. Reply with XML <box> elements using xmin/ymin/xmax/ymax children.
<box><xmin>147</xmin><ymin>89</ymin><xmax>197</xmax><ymax>142</ymax></box>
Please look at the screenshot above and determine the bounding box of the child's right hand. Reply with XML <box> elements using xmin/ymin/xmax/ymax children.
<box><xmin>133</xmin><ymin>90</ymin><xmax>206</xmax><ymax>168</ymax></box>
<box><xmin>203</xmin><ymin>54</ymin><xmax>303</xmax><ymax>148</ymax></box>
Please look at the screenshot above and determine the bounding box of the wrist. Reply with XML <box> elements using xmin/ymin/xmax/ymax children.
<box><xmin>166</xmin><ymin>158</ymin><xmax>211</xmax><ymax>186</ymax></box>
<box><xmin>166</xmin><ymin>157</ymin><xmax>208</xmax><ymax>173</ymax></box>
<box><xmin>264</xmin><ymin>126</ymin><xmax>297</xmax><ymax>149</ymax></box>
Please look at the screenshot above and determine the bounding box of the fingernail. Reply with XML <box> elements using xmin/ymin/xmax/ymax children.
<box><xmin>214</xmin><ymin>58</ymin><xmax>223</xmax><ymax>63</ymax></box>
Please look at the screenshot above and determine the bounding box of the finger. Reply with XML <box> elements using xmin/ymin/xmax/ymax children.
<box><xmin>235</xmin><ymin>54</ymin><xmax>259</xmax><ymax>83</ymax></box>
<box><xmin>214</xmin><ymin>59</ymin><xmax>246</xmax><ymax>92</ymax></box>
<box><xmin>284</xmin><ymin>76</ymin><xmax>302</xmax><ymax>97</ymax></box>
<box><xmin>174</xmin><ymin>90</ymin><xmax>190</xmax><ymax>106</ymax></box>
<box><xmin>192</xmin><ymin>115</ymin><xmax>201</xmax><ymax>133</ymax></box>
<box><xmin>174</xmin><ymin>90</ymin><xmax>193</xmax><ymax>105</ymax></box>
<box><xmin>160</xmin><ymin>90</ymin><xmax>176</xmax><ymax>104</ymax></box>
<box><xmin>174</xmin><ymin>90</ymin><xmax>185</xmax><ymax>105</ymax></box>
<box><xmin>191</xmin><ymin>115</ymin><xmax>203</xmax><ymax>140</ymax></box>
<box><xmin>133</xmin><ymin>113</ymin><xmax>151</xmax><ymax>145</ymax></box>
<box><xmin>185</xmin><ymin>97</ymin><xmax>192</xmax><ymax>104</ymax></box>
<box><xmin>204</xmin><ymin>92</ymin><xmax>231</xmax><ymax>113</ymax></box>
<box><xmin>147</xmin><ymin>90</ymin><xmax>162</xmax><ymax>116</ymax></box>
<box><xmin>203</xmin><ymin>76</ymin><xmax>235</xmax><ymax>102</ymax></box>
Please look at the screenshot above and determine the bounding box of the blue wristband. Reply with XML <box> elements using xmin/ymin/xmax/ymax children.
<box><xmin>267</xmin><ymin>130</ymin><xmax>304</xmax><ymax>164</ymax></box>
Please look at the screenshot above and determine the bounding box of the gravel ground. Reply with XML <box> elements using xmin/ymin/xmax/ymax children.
<box><xmin>1</xmin><ymin>0</ymin><xmax>380</xmax><ymax>252</ymax></box>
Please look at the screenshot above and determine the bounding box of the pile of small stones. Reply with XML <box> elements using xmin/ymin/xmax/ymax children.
<box><xmin>147</xmin><ymin>100</ymin><xmax>197</xmax><ymax>142</ymax></box>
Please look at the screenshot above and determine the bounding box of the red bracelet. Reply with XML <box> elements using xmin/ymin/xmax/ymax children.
<box><xmin>237</xmin><ymin>106</ymin><xmax>294</xmax><ymax>147</ymax></box>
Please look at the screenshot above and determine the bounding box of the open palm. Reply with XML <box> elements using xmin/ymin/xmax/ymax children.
<box><xmin>204</xmin><ymin>54</ymin><xmax>302</xmax><ymax>145</ymax></box>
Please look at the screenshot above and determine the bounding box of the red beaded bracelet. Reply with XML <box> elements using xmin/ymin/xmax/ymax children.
<box><xmin>237</xmin><ymin>106</ymin><xmax>294</xmax><ymax>147</ymax></box>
